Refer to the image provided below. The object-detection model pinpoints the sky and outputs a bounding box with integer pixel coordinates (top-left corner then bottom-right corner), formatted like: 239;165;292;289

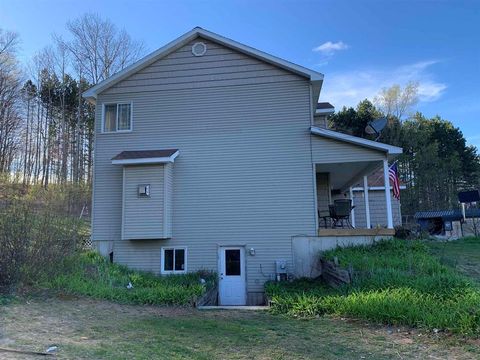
1;0;479;145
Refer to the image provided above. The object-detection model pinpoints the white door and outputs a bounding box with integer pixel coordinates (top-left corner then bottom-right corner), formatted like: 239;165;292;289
218;247;246;305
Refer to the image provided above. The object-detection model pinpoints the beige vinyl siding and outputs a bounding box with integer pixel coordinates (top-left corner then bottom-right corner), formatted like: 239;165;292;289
122;165;165;240
104;39;301;96
311;136;386;163
313;115;328;128
92;36;315;295
316;173;330;212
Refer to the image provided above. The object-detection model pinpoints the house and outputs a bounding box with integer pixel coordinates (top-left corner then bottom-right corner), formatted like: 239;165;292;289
314;102;335;128
350;168;405;229
415;208;480;238
83;27;402;305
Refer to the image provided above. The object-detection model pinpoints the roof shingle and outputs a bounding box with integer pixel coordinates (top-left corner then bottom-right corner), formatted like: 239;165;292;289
112;149;178;161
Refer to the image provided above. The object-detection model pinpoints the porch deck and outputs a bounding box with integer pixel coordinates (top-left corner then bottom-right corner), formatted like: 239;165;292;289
317;228;395;237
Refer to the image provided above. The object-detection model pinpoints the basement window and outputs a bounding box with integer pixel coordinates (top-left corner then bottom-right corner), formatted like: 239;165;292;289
161;247;187;274
103;103;132;132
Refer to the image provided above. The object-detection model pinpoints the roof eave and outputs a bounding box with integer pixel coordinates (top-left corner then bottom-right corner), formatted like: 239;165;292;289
310;126;403;155
111;151;179;165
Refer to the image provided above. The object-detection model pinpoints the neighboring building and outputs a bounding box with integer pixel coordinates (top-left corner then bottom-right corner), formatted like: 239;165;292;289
84;27;402;305
351;169;405;228
314;102;335;128
415;208;480;239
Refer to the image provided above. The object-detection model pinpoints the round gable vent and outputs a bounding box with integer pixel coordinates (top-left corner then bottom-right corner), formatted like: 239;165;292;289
191;42;207;57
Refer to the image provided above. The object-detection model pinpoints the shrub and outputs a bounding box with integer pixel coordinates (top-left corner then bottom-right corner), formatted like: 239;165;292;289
0;198;87;293
266;239;480;335
42;251;216;306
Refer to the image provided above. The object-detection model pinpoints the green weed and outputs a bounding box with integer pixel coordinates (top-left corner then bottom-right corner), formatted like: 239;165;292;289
266;239;480;335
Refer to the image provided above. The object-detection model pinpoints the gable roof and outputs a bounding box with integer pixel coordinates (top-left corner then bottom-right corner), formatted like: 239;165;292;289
83;27;324;103
310;126;403;155
316;102;334;110
315;102;335;115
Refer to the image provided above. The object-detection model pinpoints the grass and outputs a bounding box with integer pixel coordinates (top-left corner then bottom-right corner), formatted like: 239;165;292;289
427;236;480;282
1;295;479;359
266;239;480;335
40;251;216;305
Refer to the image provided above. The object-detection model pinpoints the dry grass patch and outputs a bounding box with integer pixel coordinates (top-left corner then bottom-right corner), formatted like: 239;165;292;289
1;295;479;359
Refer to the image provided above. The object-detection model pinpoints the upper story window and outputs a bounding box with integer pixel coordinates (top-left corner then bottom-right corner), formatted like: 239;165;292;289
103;103;132;132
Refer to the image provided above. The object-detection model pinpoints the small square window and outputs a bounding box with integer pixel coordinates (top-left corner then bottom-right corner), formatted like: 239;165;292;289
162;248;186;274
138;184;150;197
103;103;132;132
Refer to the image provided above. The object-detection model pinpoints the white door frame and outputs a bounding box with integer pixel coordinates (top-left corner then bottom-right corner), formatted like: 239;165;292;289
218;246;247;306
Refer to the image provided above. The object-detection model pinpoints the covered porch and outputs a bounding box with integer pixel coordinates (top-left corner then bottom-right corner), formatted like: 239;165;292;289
311;126;402;236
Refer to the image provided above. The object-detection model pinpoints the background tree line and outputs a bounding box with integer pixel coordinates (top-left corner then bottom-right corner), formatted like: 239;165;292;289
329;82;480;217
1;15;478;218
0;13;144;214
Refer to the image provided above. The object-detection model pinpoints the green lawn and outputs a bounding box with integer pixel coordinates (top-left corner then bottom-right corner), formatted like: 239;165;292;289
427;237;480;282
2;238;479;359
1;295;478;360
266;239;480;335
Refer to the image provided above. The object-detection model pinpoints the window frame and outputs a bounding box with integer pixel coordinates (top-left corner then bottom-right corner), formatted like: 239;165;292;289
101;102;133;133
160;247;187;274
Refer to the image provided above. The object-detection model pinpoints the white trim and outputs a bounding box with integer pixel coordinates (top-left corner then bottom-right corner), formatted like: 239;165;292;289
309;84;319;231
363;176;371;229
352;185;406;191
163;165;168;239
310;126;403;155
315;108;334;115
101;102;133;133
161;247;187;274
112;151;179;165
83;27;324;100
383;158;394;229
121;167;125;240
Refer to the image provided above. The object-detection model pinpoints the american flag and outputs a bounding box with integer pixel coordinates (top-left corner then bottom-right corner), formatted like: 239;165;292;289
389;162;401;200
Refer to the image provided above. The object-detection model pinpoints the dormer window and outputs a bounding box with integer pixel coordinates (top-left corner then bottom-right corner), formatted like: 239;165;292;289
103;103;132;132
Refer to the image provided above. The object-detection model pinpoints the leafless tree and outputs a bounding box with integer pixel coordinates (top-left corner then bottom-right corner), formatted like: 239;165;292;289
0;29;22;174
60;13;145;85
374;81;419;120
1;15;144;189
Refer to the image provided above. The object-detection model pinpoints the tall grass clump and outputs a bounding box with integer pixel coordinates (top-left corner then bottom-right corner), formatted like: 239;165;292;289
266;239;480;335
42;251;216;306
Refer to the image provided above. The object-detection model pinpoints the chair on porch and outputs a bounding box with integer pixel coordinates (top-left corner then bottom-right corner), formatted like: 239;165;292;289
329;199;355;228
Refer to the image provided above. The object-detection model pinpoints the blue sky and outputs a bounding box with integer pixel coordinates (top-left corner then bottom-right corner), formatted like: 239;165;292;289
1;0;479;145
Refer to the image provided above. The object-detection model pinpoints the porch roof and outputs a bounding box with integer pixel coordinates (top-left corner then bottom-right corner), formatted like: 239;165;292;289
310;126;402;156
111;149;179;165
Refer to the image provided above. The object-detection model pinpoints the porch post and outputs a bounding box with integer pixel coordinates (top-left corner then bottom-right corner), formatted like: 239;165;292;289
383;159;394;229
349;187;356;228
363;175;371;229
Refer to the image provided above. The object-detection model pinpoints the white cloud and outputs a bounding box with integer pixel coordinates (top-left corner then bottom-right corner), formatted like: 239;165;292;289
313;41;349;55
320;60;447;108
